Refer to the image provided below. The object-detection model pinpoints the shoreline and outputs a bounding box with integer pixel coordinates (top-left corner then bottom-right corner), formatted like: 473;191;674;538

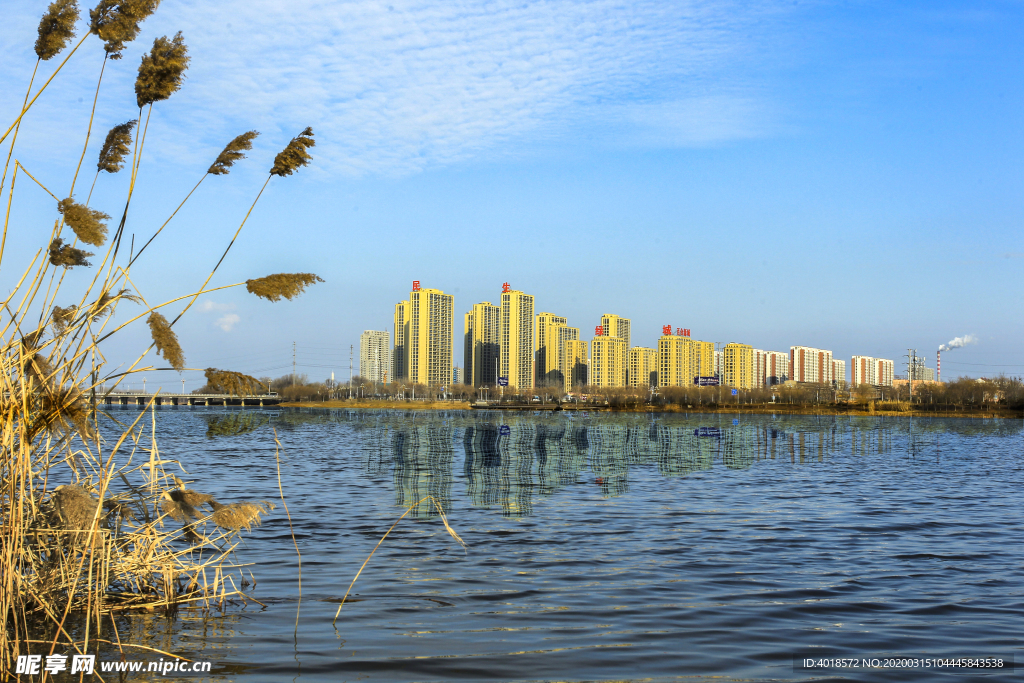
278;400;1022;419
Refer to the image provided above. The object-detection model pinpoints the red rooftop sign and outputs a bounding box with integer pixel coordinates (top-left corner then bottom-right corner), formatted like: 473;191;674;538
412;280;420;291
502;282;511;293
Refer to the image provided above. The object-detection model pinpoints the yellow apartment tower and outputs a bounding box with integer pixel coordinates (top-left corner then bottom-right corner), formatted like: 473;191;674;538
723;342;754;389
500;284;534;390
657;327;714;387
393;300;409;381
536;313;576;388
591;329;627;387
464;302;500;386
628;347;657;388
600;313;630;382
407;281;453;387
563;339;589;390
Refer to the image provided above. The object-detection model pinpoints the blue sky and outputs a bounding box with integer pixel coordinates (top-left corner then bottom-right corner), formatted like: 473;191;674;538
1;0;1021;389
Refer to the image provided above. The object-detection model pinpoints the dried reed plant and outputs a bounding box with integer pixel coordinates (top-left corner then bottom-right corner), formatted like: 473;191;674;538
134;31;189;108
96;120;135;172
246;273;324;302
35;0;80;61
2;0;323;668
208;131;259;175
48;237;93;268
89;0;159;59
202;368;265;396
57;197;109;245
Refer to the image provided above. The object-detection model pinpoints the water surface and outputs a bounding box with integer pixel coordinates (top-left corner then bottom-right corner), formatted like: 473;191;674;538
62;409;1024;681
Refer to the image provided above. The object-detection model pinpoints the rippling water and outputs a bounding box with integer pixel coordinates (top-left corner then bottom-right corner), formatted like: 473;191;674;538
53;409;1024;681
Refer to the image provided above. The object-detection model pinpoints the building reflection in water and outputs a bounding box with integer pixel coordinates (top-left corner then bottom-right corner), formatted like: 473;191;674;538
337;410;999;519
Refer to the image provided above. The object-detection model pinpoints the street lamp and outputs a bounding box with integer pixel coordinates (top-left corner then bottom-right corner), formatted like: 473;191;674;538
143;378;147;394
181;379;185;394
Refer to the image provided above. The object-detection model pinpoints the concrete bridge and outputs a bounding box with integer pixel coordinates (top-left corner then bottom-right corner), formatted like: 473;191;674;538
100;392;281;407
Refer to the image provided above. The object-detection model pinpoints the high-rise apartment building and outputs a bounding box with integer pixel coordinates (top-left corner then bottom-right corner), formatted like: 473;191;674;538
657;329;715;387
833;359;846;388
599;314;631;347
790;346;834;384
851;356;894;387
500;284;534;390
723;343;754;389
393;300;409;381
464;302;499;387
359;330;391;383
761;350;789;386
590;334;627;387
564;339;589;390
408;283;453;387
628;347;658;388
536;312;570;387
600;314;630;381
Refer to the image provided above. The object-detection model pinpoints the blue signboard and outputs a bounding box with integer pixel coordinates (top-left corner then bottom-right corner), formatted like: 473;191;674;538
499;425;511;436
498;377;509;387
695;376;719;386
731;389;738;396
694;427;721;438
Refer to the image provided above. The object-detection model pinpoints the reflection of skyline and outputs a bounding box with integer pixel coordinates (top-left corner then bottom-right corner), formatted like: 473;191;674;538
333;410;1021;518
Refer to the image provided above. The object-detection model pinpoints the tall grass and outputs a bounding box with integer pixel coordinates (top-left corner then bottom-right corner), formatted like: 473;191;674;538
1;0;322;668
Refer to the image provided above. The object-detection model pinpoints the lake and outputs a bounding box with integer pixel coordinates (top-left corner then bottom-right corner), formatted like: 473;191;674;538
49;408;1024;681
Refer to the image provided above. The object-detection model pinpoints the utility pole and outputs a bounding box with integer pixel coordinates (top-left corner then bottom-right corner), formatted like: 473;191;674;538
905;348;916;401
292;341;296;386
349;344;353;399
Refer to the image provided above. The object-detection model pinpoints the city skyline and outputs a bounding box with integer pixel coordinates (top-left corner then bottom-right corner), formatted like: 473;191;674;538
2;1;1020;394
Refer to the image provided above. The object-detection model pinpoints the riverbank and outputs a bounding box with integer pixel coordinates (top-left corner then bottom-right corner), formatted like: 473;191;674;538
278;399;1022;418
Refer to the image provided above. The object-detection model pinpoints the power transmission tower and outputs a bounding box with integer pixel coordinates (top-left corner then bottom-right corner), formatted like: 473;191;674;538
349;344;353;399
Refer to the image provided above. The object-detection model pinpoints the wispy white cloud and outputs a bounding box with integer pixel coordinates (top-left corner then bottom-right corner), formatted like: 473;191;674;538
216;313;240;332
2;0;791;176
200;300;235;313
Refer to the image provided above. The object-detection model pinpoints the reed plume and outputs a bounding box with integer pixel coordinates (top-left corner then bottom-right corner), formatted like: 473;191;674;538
245;273;323;302
90;288;140;320
146;311;185;371
270;127;315;176
203;368;265;396
97;120;136;172
161;489;215;523
57;197;109;246
52;485;103;531
51;305;78;334
35;0;80;60
89;0;159;59
210;500;274;532
48;237;93;268
208;131;259;175
135;31;189;108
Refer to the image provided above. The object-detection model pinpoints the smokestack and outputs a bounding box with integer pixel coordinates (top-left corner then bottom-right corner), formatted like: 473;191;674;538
937;349;940;383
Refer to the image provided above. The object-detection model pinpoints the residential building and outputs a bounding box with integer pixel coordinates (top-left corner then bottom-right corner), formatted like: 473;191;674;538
564;339;589;390
453;366;463;385
600;314;630;382
359;330;391;384
658;333;696;387
832;359;846;388
599;314;631;347
851;356;895;387
591;332;627;387
536;312;570;387
408;282;454;387
628;347;658;388
393;300;409;381
464;302;499;387
762;350;789;386
657;330;715;387
714;350;723;379
723;343;754;389
790;346;834;384
500;284;534;391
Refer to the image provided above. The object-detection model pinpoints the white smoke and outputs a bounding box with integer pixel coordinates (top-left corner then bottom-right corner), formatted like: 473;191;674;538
938;334;978;352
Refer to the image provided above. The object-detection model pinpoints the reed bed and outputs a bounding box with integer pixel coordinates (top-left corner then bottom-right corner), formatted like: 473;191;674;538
1;0;321;669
